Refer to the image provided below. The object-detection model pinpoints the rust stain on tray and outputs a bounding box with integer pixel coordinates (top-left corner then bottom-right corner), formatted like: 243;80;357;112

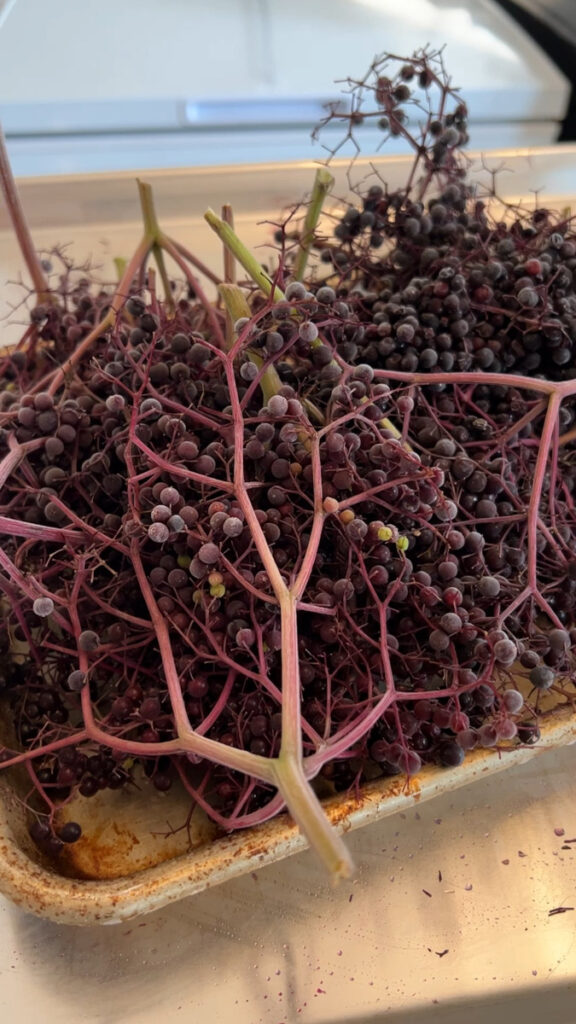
61;823;148;881
53;780;220;881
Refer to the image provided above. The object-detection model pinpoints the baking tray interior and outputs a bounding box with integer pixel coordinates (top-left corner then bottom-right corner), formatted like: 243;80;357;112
1;149;576;926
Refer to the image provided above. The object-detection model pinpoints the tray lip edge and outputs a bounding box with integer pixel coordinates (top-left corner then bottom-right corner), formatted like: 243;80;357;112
0;709;574;925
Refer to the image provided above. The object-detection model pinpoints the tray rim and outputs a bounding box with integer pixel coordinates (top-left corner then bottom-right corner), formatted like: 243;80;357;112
0;710;574;925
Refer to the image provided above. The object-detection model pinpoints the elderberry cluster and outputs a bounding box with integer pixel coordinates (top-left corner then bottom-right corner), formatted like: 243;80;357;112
0;48;574;860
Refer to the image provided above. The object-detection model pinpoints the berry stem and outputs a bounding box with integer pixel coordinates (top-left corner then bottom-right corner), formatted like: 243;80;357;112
160;235;221;287
293;168;334;282
222;204;236;284
0;437;45;490
0;547;71;632
0;125;51;303
278;591;302;759
221;343;354;873
45;235;151;396
218;282;283;400
204;208;285;301
526;392;561;591
158;235;226;350
272;752;354;879
136;180;174;314
376;368;560;395
0;516;82;545
292;434;325;599
129;539;276;782
0;732;90;771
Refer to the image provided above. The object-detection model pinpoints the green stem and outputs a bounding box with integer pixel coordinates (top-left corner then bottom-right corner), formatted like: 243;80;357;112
222;204;236;283
204;208;285;301
136;179;174;312
218;282;283;400
217;282;250;352
113;256;128;281
137;179;161;242
245;347;283;404
152;244;175;313
273;754;354;880
293;168;334;282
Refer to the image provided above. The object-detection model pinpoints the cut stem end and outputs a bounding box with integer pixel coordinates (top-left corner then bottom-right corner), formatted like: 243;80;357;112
274;754;355;881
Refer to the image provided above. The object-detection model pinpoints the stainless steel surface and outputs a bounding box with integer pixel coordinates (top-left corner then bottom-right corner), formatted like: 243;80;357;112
2;746;576;1022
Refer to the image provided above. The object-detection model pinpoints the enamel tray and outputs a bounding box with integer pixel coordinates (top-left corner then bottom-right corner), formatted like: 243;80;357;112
1;148;575;926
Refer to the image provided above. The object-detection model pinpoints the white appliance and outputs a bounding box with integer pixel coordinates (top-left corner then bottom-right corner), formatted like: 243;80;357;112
0;0;570;176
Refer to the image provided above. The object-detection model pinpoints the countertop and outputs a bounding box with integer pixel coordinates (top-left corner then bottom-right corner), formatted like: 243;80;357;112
1;746;576;1023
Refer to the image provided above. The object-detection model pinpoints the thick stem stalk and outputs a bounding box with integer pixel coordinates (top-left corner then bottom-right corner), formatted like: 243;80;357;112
278;592;302;758
293;168;334;282
218;282;250;353
222;204;236;283
204;208;285;301
0;516;82;544
272;754;354;879
376;368;559;394
136;179;174;312
526;392;561;590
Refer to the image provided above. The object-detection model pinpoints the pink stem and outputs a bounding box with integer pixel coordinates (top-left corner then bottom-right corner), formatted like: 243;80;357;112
292;434;326;600
129;539;275;782
160;236;226;350
0;126;50;300
0;731;90;770
0;436;45;490
374;369;561;394
130;433;233;492
526;393;561;590
0;516;82;545
0;547;71;629
45;236;151;397
162;234;222;287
